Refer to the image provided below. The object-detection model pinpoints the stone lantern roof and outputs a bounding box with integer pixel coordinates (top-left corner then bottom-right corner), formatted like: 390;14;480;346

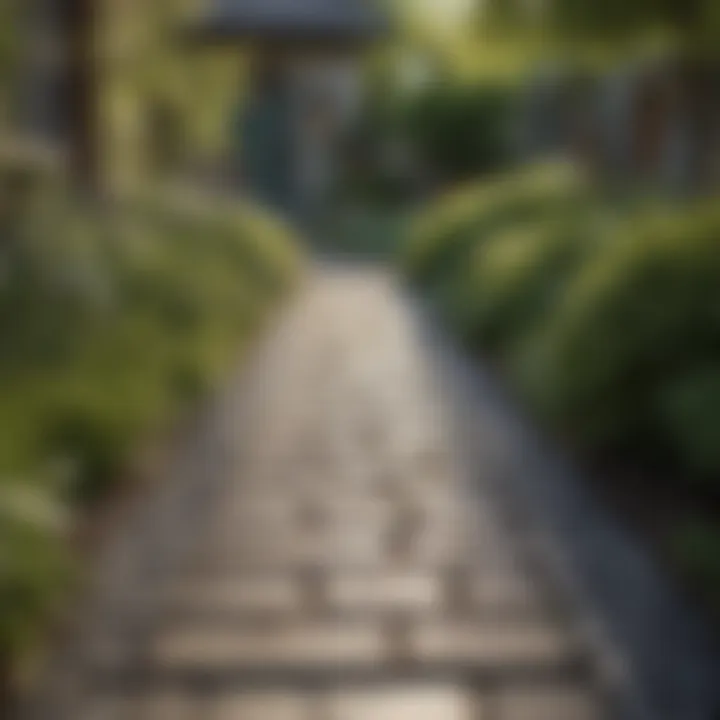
191;0;389;45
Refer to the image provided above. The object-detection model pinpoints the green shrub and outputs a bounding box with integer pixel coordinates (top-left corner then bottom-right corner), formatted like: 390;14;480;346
0;477;71;688
443;212;609;356
404;169;720;479
656;368;720;479
402;161;590;289
0;163;301;682
672;522;720;611
515;203;720;462
402;81;516;183
403;168;720;615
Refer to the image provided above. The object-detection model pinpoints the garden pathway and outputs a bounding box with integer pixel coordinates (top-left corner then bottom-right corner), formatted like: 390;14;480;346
24;266;711;720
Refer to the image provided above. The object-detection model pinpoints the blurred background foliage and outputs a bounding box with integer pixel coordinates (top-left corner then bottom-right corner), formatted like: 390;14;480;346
399;80;516;184
96;0;247;191
481;0;720;53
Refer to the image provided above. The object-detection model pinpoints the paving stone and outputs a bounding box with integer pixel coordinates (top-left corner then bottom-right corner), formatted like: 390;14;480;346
466;573;546;615
406;527;468;565
216;499;298;525
311;528;387;565
327;573;442;613
196;540;301;566
410;621;575;668
323;497;396;520
82;632;135;670
161;577;302;615
215;692;309;720
326;685;477;720
153;621;387;669
495;686;601;720
139;691;200;719
77;698;139;720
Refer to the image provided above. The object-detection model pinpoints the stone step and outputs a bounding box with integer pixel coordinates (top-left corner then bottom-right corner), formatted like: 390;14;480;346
80;680;605;720
90;619;584;689
101;569;554;630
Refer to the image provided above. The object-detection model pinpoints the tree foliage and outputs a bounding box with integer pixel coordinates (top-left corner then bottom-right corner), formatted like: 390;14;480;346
0;0;20;112
98;0;245;189
481;0;720;51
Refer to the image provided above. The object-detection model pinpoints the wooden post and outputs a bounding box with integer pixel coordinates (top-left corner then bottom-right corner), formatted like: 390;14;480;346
61;0;99;191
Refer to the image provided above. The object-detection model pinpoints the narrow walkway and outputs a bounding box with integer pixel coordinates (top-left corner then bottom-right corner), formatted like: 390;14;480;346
29;268;613;719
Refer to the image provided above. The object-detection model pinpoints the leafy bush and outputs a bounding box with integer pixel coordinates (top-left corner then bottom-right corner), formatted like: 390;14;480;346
0;161;300;687
443;211;609;356
403;172;720;612
672;522;720;610
406;164;720;479
401;81;516;183
0;183;299;495
401;161;590;289
517;204;720;463
0;477;71;676
658;369;720;478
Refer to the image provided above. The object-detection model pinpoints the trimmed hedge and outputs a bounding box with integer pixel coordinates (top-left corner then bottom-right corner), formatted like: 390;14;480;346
401;81;516;183
403;164;720;478
443;212;609;357
403;163;720;613
0;161;300;690
517;204;720;466
401;161;592;290
342;79;517;208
